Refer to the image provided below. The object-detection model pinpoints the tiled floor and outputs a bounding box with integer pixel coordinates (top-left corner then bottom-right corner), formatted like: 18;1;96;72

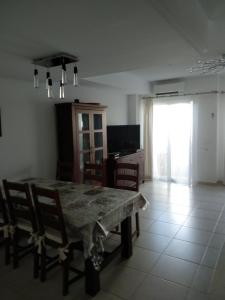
1;180;225;299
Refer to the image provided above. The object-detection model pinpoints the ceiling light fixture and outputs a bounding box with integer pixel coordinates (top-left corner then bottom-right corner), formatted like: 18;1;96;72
189;55;225;74
47;78;54;99
59;80;65;99
33;53;79;99
45;71;50;89
73;65;78;86
33;68;39;88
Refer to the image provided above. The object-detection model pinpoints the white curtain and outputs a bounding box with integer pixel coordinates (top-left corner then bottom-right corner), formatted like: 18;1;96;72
191;96;199;185
152;97;196;185
142;98;153;180
216;92;225;184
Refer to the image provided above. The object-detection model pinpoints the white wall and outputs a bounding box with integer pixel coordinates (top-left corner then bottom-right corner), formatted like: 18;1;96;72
127;95;139;125
0;78;56;180
0;77;128;180
195;94;218;183
185;76;220;183
85;72;150;94
185;75;218;93
61;82;128;126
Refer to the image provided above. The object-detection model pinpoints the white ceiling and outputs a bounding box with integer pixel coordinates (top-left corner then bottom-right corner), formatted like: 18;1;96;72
0;0;225;91
199;0;225;20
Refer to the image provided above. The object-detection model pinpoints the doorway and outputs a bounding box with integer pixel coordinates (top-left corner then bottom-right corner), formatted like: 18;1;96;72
152;101;193;184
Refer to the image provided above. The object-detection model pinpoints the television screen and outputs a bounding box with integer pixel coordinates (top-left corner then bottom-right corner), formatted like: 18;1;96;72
107;125;140;154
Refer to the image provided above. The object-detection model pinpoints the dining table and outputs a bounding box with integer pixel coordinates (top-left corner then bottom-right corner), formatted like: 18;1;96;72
20;177;148;296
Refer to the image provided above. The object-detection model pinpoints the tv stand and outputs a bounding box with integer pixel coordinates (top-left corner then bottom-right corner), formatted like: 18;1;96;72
106;149;145;187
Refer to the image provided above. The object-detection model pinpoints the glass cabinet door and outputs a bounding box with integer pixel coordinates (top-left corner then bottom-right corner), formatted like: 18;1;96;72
95;149;103;164
92;113;104;164
94;132;103;148
77;112;92;175
76;110;106;182
79;133;90;151
80;152;91;171
93;114;102;130
78;113;89;131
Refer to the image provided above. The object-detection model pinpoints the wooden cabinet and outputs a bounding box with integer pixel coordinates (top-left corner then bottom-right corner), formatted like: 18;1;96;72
107;150;145;187
55;103;107;183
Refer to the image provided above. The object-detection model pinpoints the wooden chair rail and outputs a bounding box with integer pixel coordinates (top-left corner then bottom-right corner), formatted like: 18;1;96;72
83;163;105;186
114;163;140;238
115;162;139;170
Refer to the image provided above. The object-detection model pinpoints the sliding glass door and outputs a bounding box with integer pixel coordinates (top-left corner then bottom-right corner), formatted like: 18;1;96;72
153;100;193;184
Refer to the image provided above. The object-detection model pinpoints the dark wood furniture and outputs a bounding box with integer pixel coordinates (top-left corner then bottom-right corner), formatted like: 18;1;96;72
107;149;144;187
3;180;38;276
115;163;139;191
85;215;133;296
31;185;84;296
0;186;10;265
55;102;107;183
56;161;74;182
20;177;145;297
83;162;105;186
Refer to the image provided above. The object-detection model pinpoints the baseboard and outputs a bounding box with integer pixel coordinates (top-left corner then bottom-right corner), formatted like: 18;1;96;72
197;180;224;186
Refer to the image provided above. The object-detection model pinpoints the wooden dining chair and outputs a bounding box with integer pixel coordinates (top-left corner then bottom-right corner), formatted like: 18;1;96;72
3;180;39;276
83;162;105;186
31;184;84;296
56;161;74;182
114;163;140;237
0;186;10;265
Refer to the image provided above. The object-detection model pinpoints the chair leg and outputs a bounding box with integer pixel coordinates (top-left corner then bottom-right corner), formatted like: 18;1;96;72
40;247;46;282
12;231;19;269
135;212;140;237
115;225;120;232
85;257;100;296
4;237;11;265
33;246;39;279
62;254;70;296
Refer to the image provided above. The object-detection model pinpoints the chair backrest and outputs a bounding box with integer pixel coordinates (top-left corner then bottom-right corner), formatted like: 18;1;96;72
83;163;105;186
0;186;8;225
115;163;139;192
3;180;37;232
56;161;74;182
31;185;68;246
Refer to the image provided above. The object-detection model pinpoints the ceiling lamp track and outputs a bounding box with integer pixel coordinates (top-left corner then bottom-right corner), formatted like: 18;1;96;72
33;53;79;99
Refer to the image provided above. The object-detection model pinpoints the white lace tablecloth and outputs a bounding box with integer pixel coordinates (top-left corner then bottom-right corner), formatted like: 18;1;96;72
21;178;148;268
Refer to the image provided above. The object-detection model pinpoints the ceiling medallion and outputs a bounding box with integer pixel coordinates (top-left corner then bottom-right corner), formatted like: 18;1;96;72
189;54;225;74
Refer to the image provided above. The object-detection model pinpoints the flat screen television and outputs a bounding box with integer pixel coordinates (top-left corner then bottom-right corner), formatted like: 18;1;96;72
107;125;140;155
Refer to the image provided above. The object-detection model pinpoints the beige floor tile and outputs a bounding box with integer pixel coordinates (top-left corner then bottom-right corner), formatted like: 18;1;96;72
165;239;205;263
121;246;160;273
130;275;188;300
134;232;171;253
151;255;198;286
101;265;146;299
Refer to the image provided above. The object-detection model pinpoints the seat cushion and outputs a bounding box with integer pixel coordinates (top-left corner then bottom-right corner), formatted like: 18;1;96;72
45;228;81;245
17;220;33;233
